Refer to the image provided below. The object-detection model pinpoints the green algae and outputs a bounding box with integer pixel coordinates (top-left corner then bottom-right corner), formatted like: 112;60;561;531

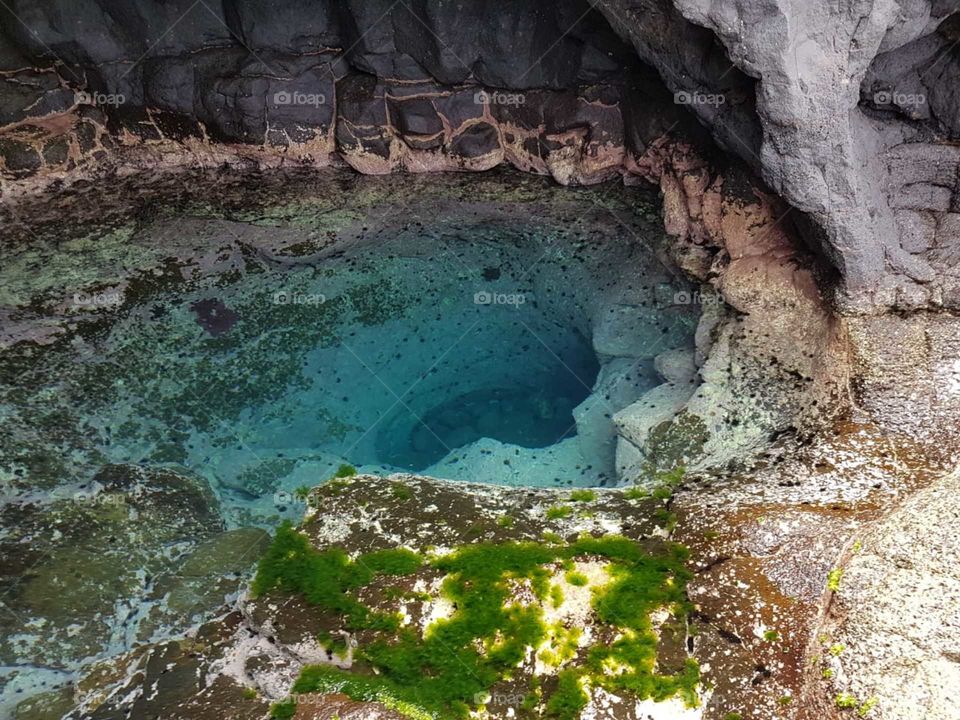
827;567;844;592
0;223;144;308
236;458;298;496
254;527;700;719
391;481;414;501
269;699;297;719
836;692;858;709
545;669;589;720
334;463;357;478
346;278;409;326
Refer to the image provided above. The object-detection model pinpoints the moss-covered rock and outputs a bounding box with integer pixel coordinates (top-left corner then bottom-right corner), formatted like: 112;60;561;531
240;475;703;720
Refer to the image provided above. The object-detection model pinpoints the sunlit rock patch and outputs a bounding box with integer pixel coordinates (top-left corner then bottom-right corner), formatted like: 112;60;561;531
806;468;960;720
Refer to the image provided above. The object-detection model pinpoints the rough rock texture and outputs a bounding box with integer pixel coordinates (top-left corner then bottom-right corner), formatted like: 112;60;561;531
805;468;960;720
0;0;643;193
616;139;848;472
3;0;958;453
0;464;268;715
1;5;960;719
846;311;960;446
595;0;960;314
58;448;952;720
61;474;697;719
2;0;958;316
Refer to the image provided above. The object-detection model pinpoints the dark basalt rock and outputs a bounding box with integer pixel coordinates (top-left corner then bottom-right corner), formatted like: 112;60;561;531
225;0;343;54
0;135;41;176
335;74;392;160
2;0;959;320
0;68;74;126
0;0;634;145
450;121;501;159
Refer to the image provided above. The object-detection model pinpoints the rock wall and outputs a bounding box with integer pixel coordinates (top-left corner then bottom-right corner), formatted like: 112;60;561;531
0;0;644;190
2;0;958;315
594;0;960;315
615;138;849;475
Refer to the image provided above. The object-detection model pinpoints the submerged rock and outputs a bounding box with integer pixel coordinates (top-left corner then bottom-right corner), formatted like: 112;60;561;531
0;464;264;713
0;464;222;669
190;297;240;337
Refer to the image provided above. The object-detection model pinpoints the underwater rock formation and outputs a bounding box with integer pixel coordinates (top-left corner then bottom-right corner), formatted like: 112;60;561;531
0;464;267;687
2;0;957;451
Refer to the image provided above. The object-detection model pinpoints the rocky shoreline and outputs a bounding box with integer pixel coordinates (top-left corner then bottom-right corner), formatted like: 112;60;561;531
12;448;945;720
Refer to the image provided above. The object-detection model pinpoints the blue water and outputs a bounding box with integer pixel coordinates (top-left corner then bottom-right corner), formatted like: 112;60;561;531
0;187;698;527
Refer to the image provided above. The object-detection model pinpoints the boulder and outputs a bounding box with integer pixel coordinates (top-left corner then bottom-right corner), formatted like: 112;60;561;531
654;347;698;384
613;381;696;455
573;357;658;475
592;303;693;359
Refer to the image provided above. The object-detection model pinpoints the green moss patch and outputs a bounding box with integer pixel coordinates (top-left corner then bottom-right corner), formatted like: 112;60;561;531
254;527;700;719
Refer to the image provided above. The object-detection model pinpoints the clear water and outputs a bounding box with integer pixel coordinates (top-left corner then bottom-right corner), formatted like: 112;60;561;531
0;173;698;527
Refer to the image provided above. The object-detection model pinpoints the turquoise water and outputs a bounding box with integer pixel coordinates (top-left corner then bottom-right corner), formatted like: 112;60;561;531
0;174;698;527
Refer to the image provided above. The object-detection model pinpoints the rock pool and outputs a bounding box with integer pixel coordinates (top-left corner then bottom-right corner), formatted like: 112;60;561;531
0;170;701;713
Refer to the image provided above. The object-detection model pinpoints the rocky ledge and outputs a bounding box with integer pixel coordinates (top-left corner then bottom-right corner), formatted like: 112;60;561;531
39;443;955;720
